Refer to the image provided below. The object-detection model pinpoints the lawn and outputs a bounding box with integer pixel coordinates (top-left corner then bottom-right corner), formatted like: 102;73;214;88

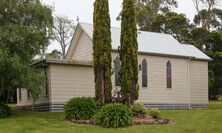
0;101;222;133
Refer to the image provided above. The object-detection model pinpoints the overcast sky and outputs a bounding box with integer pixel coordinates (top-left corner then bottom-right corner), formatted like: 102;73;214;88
40;0;198;52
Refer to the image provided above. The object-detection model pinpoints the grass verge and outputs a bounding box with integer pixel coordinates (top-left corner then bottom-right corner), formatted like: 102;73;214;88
0;101;221;133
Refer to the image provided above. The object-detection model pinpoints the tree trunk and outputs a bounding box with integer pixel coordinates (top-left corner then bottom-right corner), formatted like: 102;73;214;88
202;21;210;30
96;66;105;104
131;79;137;105
6;90;10;104
62;45;66;59
99;67;105;104
0;78;4;100
127;93;131;106
62;39;66;59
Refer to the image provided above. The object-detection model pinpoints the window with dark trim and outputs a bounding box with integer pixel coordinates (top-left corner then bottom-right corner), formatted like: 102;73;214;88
114;56;120;86
142;59;148;87
167;61;172;88
19;88;22;101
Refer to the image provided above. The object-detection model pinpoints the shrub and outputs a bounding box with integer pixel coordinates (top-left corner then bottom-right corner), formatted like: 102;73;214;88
64;97;101;120
132;103;148;117
0;103;11;119
149;108;160;118
93;103;133;128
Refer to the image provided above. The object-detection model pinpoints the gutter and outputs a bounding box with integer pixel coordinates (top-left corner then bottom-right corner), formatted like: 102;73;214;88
29;59;93;68
112;49;213;61
29;59;47;68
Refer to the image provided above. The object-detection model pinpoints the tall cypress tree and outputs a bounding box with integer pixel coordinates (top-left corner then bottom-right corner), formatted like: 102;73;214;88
93;0;112;104
119;0;139;105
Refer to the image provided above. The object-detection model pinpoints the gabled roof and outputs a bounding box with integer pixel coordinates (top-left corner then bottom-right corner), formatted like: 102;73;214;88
77;22;212;61
182;44;212;61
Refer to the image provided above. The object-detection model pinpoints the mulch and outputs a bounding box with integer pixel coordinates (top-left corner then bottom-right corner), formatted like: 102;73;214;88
133;116;171;125
68;115;175;126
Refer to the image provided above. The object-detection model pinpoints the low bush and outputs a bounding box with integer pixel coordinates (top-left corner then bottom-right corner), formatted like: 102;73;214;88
93;103;133;128
132;103;148;117
149;108;160;118
0;103;11;119
64;97;101;120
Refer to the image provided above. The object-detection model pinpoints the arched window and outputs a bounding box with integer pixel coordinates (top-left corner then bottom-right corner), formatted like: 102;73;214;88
114;57;120;86
166;61;172;88
142;59;148;87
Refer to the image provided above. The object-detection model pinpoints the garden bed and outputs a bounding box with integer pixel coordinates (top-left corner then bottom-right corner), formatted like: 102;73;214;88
133;116;174;125
68;116;174;126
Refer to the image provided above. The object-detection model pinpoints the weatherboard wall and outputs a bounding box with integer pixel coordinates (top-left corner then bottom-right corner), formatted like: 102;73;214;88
189;61;208;105
48;53;209;111
111;53;190;105
72;31;93;61
48;63;94;111
17;55;209;111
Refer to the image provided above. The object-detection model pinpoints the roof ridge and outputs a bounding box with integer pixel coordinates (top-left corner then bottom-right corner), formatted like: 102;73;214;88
79;22;171;36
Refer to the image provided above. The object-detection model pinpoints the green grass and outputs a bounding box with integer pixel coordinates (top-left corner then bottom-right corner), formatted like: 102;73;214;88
0;101;222;133
218;96;222;101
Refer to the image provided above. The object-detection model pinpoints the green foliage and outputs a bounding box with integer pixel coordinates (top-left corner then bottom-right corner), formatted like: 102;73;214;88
93;0;112;103
189;29;222;99
21;68;45;106
46;49;62;59
151;12;191;43
132;103;148;116
0;0;53;104
93;103;133;128
0;52;18;103
208;49;222;99
133;0;178;31
0;0;53;59
190;28;210;49
149;108;160;118
119;0;139;105
0;103;11;119
64;97;101;120
194;8;222;31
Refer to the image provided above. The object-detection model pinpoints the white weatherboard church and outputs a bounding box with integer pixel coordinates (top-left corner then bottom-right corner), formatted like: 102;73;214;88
17;23;212;112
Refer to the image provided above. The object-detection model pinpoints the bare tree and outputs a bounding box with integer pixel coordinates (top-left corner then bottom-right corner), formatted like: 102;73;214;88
192;0;219;30
53;15;75;59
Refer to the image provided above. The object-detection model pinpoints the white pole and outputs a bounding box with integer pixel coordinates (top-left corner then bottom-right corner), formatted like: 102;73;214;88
187;58;191;109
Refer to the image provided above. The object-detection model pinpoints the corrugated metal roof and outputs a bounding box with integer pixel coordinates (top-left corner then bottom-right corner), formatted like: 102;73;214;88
79;22;212;61
182;44;212;61
30;59;93;68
